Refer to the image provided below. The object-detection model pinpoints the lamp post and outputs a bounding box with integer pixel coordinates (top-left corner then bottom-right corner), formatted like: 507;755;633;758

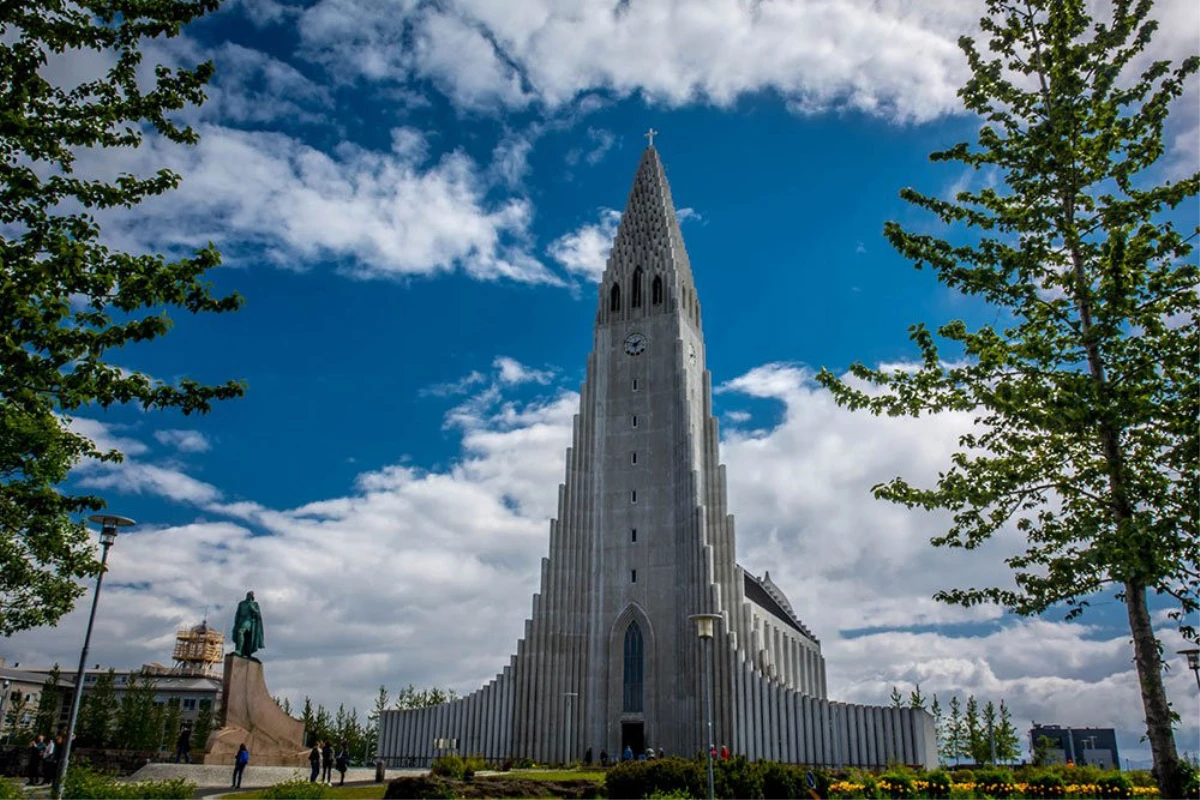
563;692;578;765
1180;649;1200;692
689;613;721;800
0;678;10;744
53;513;135;800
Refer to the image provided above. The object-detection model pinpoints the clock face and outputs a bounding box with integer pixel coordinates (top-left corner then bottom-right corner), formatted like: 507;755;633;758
624;333;647;355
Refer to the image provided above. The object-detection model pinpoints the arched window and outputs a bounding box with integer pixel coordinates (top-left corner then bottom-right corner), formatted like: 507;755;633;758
623;622;644;712
652;275;663;305
631;268;643;308
610;283;621;312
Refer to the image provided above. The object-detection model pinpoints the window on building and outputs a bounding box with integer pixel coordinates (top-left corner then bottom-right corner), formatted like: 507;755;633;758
610;283;621;312
183;698;197;710
631;452;637;465
631;528;637;542
632;415;638;428
631;490;637;503
631;268;643;308
631;569;637;583
632;378;638;391
652;275;663;305
199;699;212;710
623;622;644;712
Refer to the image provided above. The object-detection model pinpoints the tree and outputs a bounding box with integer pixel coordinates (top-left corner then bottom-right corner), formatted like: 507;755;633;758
995;701;1021;764
113;672;158;750
4;692;30;743
909;683;927;711
0;0;245;637
33;664;62;737
314;703;333;744
1033;734;1058;766
393;685;458;710
816;1;1197;794
76;669;117;747
980;701;999;764
301;697;315;746
945;696;965;766
191;704;213;751
964;696;984;766
889;686;905;709
929;695;944;766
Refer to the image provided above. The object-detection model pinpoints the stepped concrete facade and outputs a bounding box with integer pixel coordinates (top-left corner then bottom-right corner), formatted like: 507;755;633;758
378;145;937;768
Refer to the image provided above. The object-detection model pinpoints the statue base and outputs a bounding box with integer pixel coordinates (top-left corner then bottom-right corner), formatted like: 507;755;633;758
202;654;307;766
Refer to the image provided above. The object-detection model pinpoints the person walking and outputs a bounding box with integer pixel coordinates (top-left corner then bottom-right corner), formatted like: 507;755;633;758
309;741;322;782
335;740;350;786
232;744;249;788
174;724;193;763
26;736;42;786
321;739;334;784
41;733;57;787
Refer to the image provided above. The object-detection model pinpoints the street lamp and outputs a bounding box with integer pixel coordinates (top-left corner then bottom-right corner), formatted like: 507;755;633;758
0;678;10;744
53;513;135;800
563;692;578;765
689;613;721;800
1180;649;1200;692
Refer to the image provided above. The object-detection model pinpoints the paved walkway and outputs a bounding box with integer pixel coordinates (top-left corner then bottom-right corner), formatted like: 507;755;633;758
126;763;427;795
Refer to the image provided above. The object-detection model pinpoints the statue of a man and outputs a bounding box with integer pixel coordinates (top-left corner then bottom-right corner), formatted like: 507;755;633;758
232;591;265;660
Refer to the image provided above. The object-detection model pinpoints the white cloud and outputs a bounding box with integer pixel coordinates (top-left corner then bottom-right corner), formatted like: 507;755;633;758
547;207;621;282
493;356;554;386
154;429;213;453
64;417;149;457
12;361;1194;767
87;125;559;285
78;462;222;505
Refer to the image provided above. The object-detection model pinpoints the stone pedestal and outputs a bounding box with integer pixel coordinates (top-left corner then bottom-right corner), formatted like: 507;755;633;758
203;654;307;766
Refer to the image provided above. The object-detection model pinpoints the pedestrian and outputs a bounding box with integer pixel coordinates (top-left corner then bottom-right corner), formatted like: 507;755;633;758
646;747;656;760
41;734;58;787
336;740;350;786
583;746;592;766
720;745;729;760
657;747;665;759
232;744;249;788
309;741;322;782
26;736;42;785
322;739;334;784
175;725;192;763
599;749;609;767
622;745;633;762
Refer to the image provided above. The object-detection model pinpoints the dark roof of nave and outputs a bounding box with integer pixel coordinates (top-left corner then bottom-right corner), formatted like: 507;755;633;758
743;570;816;641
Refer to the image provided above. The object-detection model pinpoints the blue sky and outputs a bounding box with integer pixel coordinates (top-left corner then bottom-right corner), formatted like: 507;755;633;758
6;0;1198;767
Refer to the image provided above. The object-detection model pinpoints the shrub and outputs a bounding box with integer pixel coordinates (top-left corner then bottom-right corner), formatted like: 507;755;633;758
878;769;915;799
1023;770;1065;799
922;769;952;799
950;769;975;784
431;753;466;780
714;755;763;799
463;754;487;779
1097;772;1133;799
61;763;195;799
259;778;332;799
605;757;704;799
0;778;22;800
759;760;803;798
646;790;694;799
972;766;1016;799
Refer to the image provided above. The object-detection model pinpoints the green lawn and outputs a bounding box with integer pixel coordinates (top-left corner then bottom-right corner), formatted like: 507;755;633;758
219;785;387;800
499;769;606;783
214;769;607;799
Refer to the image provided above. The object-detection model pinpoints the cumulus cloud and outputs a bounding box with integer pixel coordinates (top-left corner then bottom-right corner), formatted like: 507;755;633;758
154;429;213;453
547;208;621;281
11;362;1193;766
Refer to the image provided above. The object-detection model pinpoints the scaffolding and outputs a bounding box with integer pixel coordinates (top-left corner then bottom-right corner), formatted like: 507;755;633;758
171;620;225;676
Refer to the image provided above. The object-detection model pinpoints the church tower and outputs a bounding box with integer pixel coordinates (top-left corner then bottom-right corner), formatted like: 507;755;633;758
377;145;936;770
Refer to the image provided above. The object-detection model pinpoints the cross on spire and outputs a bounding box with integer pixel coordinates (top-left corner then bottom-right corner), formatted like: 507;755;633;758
644;128;659;147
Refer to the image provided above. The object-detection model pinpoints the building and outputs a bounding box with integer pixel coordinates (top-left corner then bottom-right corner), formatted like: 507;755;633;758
0;621;223;741
1030;723;1120;769
378;143;937;767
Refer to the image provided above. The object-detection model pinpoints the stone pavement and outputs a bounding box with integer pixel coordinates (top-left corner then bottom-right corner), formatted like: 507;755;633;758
127;763;427;792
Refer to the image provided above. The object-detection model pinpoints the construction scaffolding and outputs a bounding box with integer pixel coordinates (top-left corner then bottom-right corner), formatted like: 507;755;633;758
171;620;225;676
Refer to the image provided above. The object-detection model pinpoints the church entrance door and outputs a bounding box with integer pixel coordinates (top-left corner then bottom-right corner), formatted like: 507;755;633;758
621;722;645;757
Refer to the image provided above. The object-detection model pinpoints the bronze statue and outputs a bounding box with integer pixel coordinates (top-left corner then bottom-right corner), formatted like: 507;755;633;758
232;591;265;660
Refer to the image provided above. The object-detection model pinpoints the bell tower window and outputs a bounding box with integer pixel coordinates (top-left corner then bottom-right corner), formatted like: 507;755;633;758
610;283;621;312
652;275;663;305
623;622;644;712
631;268;643;308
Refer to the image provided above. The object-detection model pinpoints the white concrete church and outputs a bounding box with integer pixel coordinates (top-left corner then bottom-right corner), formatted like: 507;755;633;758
378;143;937;769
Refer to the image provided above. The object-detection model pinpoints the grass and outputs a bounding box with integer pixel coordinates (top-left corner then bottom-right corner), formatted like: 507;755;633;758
498;770;606;783
216;769;607;799
220;785;387;800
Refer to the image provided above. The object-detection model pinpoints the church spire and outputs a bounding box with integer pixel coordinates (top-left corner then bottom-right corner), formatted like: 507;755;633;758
600;142;696;294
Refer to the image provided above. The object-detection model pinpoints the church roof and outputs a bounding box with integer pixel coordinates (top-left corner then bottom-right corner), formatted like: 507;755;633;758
743;570;817;642
602;145;696;288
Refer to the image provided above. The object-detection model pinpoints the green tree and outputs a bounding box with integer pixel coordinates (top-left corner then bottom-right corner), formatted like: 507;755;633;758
76;669;117;747
945;696;965;766
160;700;182;755
995;701;1021;764
368;685;389;759
393;685;458;710
314;703;332;744
32;664;62;737
191;704;212;751
3;692;30;743
1033;734;1058;766
909;683;927;710
964;696;983;766
0;0;245;637
929;695;944;765
889;686;905;709
113;672;157;750
980;701;999;764
816;1;1197;795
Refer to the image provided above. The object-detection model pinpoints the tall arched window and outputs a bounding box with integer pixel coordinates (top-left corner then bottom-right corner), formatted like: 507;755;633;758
610;283;621;312
623;622;644;712
652;275;663;305
631;268;643;308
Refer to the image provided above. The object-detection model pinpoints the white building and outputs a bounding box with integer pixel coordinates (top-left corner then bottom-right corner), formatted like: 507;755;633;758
378;144;936;768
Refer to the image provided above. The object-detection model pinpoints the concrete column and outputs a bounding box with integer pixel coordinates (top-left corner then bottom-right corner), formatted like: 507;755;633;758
784;689;797;763
801;695;813;764
900;707;914;766
881;706;896;764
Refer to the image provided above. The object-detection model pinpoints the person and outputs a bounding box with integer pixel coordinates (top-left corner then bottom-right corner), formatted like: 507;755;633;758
232;744;249;788
720;745;729;760
322;739;334;784
599;749;609;767
41;734;57;787
646;748;656;760
335;740;350;786
583;746;592;766
26;736;42;785
309;741;322;782
175;724;193;763
657;747;665;760
622;745;633;762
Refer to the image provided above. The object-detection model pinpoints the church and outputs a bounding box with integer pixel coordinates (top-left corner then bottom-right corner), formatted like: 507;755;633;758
378;143;937;769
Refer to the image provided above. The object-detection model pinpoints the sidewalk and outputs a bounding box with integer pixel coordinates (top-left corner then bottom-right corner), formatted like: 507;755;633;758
127;763;427;792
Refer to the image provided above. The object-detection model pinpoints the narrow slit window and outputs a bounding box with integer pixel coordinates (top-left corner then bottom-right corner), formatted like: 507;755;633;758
631;528;637;542
631;569;637;583
632;415;638;428
631;267;643;308
610;283;621;312
631;452;637;465
632;378;638;391
631;489;637;503
652;275;663;305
